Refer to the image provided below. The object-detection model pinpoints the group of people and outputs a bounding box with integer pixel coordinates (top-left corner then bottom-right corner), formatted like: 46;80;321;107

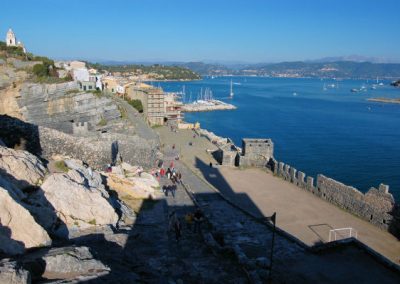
158;166;182;184
169;208;205;243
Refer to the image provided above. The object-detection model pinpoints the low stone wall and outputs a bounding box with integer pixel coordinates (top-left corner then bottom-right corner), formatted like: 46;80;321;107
0;115;161;170
276;161;399;237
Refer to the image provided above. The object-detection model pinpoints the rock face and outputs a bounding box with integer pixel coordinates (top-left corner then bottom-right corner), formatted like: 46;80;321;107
0;260;31;284
0;145;46;189
40;170;118;230
105;173;157;199
17;82;121;134
0;184;51;255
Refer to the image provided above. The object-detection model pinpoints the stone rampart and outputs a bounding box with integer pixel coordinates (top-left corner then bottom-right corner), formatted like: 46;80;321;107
239;138;274;168
275;161;399;237
0;115;160;170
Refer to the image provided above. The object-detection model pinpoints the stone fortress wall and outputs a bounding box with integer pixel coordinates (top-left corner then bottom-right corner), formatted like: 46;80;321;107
0;114;160;170
238;138;274;167
273;160;400;238
203;129;399;238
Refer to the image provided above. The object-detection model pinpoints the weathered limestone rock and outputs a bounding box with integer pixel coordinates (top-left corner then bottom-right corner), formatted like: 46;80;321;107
40;172;118;229
105;173;157;199
0;260;31;284
17;81;121;134
0;145;46;189
0;184;51;255
22;246;109;281
0;84;23;119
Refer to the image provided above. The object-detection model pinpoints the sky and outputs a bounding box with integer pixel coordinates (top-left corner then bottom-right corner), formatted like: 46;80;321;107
1;0;400;63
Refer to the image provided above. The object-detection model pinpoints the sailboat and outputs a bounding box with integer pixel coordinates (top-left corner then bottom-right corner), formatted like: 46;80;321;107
229;79;234;98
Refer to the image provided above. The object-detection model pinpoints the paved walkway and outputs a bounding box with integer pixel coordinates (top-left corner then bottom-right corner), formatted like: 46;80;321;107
112;96;159;141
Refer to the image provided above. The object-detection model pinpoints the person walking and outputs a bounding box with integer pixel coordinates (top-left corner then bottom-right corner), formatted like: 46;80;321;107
193;208;204;233
185;212;193;231
169;211;182;243
177;172;182;184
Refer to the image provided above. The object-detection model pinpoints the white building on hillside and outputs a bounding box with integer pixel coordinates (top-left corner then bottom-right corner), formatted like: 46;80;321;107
72;68;90;82
5;28;26;53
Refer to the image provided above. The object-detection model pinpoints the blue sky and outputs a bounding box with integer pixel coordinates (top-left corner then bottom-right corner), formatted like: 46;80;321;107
1;0;399;63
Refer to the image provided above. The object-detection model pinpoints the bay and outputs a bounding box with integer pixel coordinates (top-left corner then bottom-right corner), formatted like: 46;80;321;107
157;77;400;201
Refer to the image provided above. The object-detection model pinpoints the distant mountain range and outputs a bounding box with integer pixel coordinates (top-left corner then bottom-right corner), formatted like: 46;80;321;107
176;61;400;79
89;57;400;79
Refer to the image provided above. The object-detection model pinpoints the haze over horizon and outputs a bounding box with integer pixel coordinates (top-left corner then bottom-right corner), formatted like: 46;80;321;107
1;0;400;63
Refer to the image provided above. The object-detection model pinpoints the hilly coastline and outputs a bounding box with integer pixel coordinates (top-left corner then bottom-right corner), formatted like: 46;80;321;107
177;60;400;79
1;41;400;283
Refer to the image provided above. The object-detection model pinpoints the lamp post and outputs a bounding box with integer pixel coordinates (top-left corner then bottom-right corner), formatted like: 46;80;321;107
267;212;276;283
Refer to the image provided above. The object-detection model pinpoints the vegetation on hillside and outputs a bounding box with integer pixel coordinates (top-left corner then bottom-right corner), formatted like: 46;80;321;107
126;98;143;113
1;40;72;83
87;62;201;80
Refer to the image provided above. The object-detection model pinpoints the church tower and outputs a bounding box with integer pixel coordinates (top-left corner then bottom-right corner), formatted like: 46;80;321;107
6;28;16;46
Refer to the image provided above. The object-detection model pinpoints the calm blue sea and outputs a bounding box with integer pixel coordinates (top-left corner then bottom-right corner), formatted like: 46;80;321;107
157;77;400;201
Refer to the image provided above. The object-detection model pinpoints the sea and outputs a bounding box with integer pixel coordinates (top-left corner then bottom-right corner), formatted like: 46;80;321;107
156;77;400;201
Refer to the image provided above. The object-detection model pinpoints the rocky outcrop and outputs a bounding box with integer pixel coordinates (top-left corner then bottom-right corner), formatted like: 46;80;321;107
105;173;158;200
17;82;121;134
0;62;30;90
0;145;46;189
0;83;23;119
40;171;118;231
0;260;31;284
0;184;51;255
13;246;109;282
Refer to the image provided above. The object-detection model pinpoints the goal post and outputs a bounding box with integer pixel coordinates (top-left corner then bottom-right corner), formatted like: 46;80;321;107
329;227;358;242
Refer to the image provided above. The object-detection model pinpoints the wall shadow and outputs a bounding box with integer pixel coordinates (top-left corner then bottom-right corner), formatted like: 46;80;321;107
0;169;68;241
194;157;265;218
308;224;334;243
0;114;42;157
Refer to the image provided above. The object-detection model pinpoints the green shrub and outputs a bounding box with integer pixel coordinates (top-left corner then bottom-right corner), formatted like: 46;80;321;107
97;117;107;126
55;160;69;172
33;63;49;77
88;219;96;225
127;99;143;113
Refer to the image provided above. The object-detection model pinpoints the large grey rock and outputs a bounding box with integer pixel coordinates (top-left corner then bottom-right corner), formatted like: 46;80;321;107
40;172;118;230
0;259;31;284
0;184;51;255
0;145;46;190
22;246;109;281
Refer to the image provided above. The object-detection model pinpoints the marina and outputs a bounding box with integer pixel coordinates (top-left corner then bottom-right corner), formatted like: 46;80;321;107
182;99;237;112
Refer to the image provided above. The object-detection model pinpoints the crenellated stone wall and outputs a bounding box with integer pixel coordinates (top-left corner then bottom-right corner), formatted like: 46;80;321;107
275;161;399;237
